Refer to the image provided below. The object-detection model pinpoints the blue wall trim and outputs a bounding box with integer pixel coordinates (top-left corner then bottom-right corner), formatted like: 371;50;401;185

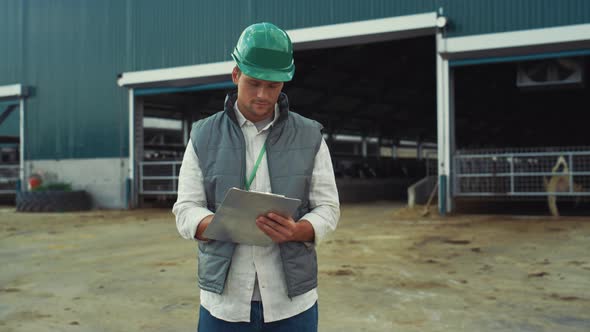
450;49;590;67
0;100;19;107
438;174;447;216
134;81;236;96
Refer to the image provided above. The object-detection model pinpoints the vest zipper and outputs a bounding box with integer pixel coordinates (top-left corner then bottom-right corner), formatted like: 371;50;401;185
267;124;294;301
232;119;247;190
265;128;273;192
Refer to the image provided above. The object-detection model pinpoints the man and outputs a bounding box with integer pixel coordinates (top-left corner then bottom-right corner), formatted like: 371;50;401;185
172;22;340;331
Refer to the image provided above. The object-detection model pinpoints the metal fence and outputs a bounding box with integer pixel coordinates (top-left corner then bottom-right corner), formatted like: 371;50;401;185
138;147;590;200
425;151;438;177
139;161;181;195
454;147;590;199
0;164;20;194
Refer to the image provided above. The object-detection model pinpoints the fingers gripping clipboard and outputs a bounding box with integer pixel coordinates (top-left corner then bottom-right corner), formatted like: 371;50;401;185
202;187;301;246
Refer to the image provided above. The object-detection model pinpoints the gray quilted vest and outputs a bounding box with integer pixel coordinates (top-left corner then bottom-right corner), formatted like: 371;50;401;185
190;92;323;298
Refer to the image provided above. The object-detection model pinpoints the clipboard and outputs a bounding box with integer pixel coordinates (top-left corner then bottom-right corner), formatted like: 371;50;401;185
202;187;302;246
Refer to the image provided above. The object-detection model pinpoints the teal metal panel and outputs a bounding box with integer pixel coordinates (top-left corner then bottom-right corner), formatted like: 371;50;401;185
21;1;129;160
2;0;589;160
130;0;436;71
442;0;590;37
2;0;436;160
0;0;22;86
0;101;19;137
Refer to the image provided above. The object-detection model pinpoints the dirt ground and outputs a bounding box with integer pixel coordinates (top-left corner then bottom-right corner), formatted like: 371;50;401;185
0;202;589;332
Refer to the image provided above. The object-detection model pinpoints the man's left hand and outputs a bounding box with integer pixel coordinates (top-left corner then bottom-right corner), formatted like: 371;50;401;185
256;213;314;243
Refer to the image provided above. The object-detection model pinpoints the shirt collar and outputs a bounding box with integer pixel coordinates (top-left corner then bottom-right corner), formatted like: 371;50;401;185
233;102;280;131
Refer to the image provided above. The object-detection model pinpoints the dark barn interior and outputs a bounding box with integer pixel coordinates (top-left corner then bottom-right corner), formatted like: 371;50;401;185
454;56;589;149
140;36;438;204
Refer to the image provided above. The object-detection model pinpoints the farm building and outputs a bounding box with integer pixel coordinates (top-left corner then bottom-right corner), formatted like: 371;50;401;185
1;0;589;213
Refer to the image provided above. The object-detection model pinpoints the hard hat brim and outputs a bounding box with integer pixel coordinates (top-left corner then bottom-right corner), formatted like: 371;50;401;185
233;54;294;82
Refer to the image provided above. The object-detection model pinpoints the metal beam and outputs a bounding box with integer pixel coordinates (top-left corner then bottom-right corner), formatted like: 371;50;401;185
441;23;590;58
0;84;23;99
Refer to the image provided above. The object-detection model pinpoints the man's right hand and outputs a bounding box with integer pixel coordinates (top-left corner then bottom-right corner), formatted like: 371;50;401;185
195;215;214;241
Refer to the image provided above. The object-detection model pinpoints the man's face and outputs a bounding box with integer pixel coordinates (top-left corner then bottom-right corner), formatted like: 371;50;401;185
232;67;284;123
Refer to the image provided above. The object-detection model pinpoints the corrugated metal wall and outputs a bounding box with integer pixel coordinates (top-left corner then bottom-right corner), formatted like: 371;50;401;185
21;1;129;159
0;1;130;159
130;0;437;70
2;0;436;160
0;0;22;84
443;0;590;37
1;0;589;159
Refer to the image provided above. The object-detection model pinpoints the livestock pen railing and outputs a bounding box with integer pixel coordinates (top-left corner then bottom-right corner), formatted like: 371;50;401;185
0;164;20;194
139;161;181;195
453;147;590;199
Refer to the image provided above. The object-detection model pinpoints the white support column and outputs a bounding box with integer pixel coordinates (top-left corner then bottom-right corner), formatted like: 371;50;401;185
128;89;135;208
436;30;455;214
19;99;25;191
183;113;190;145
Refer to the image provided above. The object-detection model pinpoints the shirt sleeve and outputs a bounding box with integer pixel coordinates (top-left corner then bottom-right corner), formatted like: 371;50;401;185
172;139;214;241
299;138;340;245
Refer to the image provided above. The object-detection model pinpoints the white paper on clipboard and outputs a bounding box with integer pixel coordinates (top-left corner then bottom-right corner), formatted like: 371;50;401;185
202;187;302;246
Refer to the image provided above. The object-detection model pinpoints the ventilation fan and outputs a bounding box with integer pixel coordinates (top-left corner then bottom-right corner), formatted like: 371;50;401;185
516;58;584;88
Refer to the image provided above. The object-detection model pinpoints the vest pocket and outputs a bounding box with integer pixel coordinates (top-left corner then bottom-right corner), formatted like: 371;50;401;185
197;249;232;292
280;242;318;293
197;240;236;293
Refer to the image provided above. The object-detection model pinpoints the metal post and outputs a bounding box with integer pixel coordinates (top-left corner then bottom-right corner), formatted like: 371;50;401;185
509;154;515;195
19;98;25;191
128;89;135;207
417;141;423;160
568;153;574;193
455;156;462;195
172;163;177;192
436;29;454;214
139;162;143;194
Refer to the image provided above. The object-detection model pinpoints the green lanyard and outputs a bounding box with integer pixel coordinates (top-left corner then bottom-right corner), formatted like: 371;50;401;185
244;142;267;191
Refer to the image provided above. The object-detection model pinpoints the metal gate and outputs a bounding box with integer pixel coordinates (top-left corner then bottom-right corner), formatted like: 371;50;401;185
139;161;181;195
454;147;590;198
1;99;21;194
0;164;20;194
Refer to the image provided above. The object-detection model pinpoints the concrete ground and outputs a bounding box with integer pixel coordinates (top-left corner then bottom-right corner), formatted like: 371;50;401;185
0;202;589;332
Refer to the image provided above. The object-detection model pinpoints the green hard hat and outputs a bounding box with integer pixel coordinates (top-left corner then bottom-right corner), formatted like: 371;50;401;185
231;22;295;82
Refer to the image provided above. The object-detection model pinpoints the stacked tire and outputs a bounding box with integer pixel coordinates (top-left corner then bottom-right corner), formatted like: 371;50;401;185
16;191;91;212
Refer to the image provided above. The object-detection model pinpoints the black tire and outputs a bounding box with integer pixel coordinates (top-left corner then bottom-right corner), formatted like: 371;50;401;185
16;190;91;212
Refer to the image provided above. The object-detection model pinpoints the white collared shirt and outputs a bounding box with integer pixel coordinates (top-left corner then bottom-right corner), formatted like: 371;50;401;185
172;103;340;322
